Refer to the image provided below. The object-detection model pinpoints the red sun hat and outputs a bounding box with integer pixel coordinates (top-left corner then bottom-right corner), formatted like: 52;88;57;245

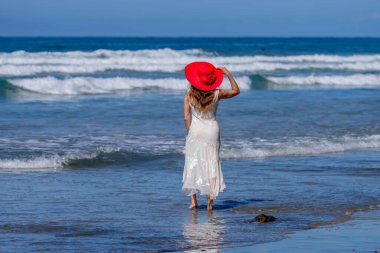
184;62;223;91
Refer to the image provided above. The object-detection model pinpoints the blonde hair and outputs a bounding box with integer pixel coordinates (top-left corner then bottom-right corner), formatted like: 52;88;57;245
188;87;215;112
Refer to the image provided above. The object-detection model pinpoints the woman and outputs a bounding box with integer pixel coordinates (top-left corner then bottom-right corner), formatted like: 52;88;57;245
182;62;240;210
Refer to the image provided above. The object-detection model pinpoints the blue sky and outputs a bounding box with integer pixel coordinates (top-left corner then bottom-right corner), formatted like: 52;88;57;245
1;0;380;37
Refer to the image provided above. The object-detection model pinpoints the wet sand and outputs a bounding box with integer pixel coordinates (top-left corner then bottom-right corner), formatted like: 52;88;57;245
223;209;380;253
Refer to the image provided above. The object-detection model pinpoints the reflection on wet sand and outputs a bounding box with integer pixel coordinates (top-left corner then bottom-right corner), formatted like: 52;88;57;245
183;210;225;252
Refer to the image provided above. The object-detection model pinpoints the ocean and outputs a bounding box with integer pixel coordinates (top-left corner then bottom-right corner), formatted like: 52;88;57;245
1;37;380;252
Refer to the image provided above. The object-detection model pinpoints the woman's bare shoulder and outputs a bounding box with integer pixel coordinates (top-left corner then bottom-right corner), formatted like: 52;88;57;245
184;89;191;100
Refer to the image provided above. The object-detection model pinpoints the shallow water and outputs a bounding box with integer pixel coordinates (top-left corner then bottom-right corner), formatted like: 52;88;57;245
1;38;380;251
224;209;380;253
1;150;380;251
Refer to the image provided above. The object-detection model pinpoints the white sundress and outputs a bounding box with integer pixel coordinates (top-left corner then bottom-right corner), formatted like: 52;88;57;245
182;89;225;199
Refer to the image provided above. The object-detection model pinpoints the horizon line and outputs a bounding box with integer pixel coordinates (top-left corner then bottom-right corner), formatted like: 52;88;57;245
1;35;380;39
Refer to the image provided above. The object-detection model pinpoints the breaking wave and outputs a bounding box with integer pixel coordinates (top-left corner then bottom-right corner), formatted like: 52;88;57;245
6;76;252;95
1;49;380;76
267;74;380;88
2;134;380;172
0;147;142;172
4;73;380;97
221;134;380;159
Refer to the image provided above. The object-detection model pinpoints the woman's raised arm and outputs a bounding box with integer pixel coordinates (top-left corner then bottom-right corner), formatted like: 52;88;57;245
218;66;240;99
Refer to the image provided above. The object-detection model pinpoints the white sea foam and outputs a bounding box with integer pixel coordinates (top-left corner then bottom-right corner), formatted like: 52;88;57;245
0;49;210;75
1;49;380;75
221;134;380;159
244;54;380;63
0;156;64;172
267;74;380;88
2;134;380;172
0;147;120;172
7;76;252;95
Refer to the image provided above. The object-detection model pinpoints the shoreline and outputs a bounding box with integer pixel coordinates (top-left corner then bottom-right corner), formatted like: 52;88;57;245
221;208;380;253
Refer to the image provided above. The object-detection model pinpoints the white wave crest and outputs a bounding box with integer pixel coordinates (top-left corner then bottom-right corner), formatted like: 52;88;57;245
0;156;64;172
221;135;380;159
2;135;380;172
247;54;380;63
0;48;208;60
7;76;251;95
2;49;380;75
267;74;380;88
0;48;211;75
0;147;120;172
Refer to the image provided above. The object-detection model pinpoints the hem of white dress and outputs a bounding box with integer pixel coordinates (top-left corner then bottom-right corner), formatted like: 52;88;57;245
182;185;226;200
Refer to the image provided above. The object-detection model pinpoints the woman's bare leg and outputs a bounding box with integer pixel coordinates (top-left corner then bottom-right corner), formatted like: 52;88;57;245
206;195;213;210
189;194;197;209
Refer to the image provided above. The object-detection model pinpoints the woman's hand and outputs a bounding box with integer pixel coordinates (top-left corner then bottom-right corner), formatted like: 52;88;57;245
218;66;231;76
217;66;240;99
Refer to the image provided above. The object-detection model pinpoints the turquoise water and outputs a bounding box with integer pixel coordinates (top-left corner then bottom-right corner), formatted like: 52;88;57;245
1;38;380;251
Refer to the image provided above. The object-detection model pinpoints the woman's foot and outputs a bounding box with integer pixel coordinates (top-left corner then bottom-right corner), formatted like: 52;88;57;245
206;195;213;210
